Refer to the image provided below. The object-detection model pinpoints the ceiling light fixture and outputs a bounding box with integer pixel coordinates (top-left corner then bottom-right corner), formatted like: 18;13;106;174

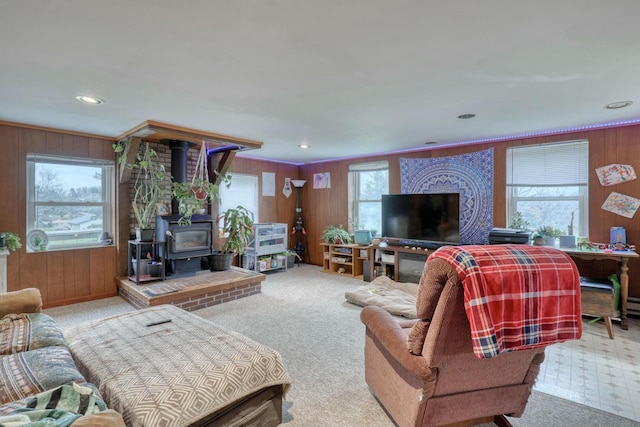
298;144;310;149
75;95;104;105
605;101;633;110
457;113;476;119
424;141;438;145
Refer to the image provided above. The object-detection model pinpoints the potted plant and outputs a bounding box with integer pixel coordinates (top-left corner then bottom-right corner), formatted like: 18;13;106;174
209;205;255;271
0;232;21;252
285;249;302;268
322;224;353;244
509;211;530;230
114;140;167;241
172;174;231;226
532;225;563;246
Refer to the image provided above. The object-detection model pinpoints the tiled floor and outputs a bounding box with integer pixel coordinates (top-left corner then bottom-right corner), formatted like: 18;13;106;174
535;315;640;422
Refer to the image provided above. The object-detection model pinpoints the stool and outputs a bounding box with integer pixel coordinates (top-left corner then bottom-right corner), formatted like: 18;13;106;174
580;278;615;339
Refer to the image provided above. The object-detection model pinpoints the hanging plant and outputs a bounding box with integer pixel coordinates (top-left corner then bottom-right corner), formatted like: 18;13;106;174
171;143;231;225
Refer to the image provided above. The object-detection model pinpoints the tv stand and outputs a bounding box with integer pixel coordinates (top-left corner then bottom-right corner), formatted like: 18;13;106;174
368;244;433;283
382;239;449;250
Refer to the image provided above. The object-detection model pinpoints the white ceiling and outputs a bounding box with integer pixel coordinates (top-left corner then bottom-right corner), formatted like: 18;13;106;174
1;1;639;164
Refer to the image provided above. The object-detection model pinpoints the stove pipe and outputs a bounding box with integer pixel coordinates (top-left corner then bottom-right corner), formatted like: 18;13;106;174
168;140;191;214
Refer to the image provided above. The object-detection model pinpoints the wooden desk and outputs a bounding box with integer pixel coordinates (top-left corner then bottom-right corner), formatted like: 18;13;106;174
560;248;639;330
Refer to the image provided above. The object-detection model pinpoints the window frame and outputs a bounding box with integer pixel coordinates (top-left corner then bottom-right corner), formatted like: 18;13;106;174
506;140;588;237
348;161;389;234
26;153;115;252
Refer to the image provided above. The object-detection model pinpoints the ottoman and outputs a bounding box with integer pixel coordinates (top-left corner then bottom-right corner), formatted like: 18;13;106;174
64;305;290;427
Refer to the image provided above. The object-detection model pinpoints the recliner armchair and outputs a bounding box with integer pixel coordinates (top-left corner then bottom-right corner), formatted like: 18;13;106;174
360;245;582;427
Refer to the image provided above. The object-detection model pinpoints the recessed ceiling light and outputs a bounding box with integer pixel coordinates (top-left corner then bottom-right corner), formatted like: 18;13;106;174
298;144;310;149
75;95;104;105
457;113;476;119
605;101;633;109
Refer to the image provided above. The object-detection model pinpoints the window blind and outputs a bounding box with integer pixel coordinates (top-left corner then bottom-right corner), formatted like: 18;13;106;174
506;140;588;187
349;160;388;172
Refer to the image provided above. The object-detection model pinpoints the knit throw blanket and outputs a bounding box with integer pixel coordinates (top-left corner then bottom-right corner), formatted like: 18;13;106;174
431;245;582;358
0;383;106;427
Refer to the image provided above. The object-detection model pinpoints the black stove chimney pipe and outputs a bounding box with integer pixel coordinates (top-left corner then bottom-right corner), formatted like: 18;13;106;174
167;140;191;215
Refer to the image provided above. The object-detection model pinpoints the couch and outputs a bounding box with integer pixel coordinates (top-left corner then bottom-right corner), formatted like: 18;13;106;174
361;245;582;427
0;288;125;426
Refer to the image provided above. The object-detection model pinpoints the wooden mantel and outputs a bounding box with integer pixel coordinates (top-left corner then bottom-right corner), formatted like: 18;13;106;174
115;120;264;184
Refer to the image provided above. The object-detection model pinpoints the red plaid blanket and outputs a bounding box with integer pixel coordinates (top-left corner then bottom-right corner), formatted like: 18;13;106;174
431;245;582;358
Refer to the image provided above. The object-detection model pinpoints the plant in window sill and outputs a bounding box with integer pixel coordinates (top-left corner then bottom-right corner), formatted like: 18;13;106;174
532;225;564;246
509;211;530;230
0;232;21;252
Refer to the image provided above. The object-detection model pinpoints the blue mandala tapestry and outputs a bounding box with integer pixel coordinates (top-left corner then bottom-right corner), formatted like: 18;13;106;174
400;148;494;244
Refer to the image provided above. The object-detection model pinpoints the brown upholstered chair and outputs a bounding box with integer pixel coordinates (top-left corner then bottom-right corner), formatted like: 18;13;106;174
360;245;581;427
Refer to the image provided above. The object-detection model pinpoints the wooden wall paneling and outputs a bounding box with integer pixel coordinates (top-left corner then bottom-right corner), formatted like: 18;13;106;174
45;132;64;155
47;251;66;303
610;126;640;296
63;251;77;301
0;125;21;291
74;251;91;297
18;129;46;295
88;137;109;159
62;134;76;156
491;141;510;228
299;161;346;265
89;248;106;295
19;253;47;299
72;135;90;158
102;246;117;293
588;130;607;244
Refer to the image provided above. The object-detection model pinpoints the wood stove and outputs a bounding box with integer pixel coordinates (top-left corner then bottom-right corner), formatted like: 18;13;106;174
155;214;214;275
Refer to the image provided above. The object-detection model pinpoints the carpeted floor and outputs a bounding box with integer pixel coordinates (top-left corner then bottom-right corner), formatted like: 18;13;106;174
46;265;639;426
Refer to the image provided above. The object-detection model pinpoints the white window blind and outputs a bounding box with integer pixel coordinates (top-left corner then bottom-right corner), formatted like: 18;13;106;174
348;160;388;172
507;140;588;187
219;173;259;222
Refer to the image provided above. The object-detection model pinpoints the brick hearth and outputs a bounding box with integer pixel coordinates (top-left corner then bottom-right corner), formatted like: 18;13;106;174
115;267;266;311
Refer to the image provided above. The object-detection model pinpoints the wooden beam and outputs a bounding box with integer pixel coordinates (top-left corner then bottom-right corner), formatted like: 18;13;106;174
116;120;263;152
208;149;237;184
118;137;141;184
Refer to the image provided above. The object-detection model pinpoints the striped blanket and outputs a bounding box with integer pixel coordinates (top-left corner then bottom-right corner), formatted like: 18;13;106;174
431;245;582;358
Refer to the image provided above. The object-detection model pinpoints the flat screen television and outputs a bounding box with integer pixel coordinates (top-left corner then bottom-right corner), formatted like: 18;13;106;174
381;193;460;246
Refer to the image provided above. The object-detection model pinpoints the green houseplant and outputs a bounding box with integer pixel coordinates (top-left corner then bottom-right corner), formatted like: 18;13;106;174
322;224;352;244
114;140;167;240
0;232;22;252
209;205;255;271
172;174;231;225
532;225;563;246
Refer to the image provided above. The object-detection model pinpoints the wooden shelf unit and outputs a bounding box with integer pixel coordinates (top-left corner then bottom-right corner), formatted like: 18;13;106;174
320;243;370;278
369;245;432;283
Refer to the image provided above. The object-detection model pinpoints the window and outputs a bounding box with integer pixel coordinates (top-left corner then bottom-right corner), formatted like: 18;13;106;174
506;140;588;236
348;161;389;235
219;173;259;226
26;154;114;251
